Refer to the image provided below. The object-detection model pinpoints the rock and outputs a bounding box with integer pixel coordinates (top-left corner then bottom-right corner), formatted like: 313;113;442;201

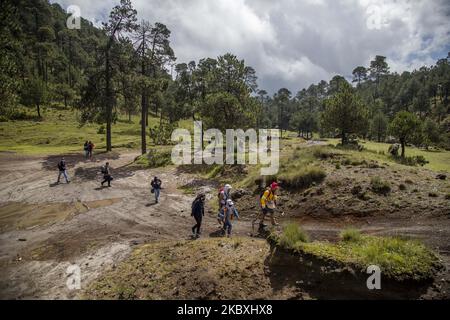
18;238;27;241
436;174;447;180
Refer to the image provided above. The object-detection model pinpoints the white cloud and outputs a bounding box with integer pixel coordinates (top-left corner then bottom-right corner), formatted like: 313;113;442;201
53;0;450;93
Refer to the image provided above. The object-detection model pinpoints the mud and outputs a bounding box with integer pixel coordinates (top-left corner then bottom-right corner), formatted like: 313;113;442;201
0;150;449;299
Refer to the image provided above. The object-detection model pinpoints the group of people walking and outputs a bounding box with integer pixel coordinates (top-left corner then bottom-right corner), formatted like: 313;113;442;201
55;148;282;239
190;181;280;239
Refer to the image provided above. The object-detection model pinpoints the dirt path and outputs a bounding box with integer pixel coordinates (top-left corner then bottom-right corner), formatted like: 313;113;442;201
0;151;257;299
0;150;448;299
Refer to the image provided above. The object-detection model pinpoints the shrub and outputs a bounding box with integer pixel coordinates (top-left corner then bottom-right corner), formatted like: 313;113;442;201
279;166;326;190
428;192;438;198
351;185;362;196
445;194;450;200
313;147;335;160
399;184;407;191
340;228;362;242
371;176;391;195
97;125;105;134
134;148;172;168
278;223;309;249
335;163;341;169
392;155;429;167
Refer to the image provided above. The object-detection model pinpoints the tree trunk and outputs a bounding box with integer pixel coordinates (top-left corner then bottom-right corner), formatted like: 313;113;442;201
400;139;405;158
341;131;346;145
105;48;112;152
141;93;147;154
36;103;41;118
64;96;67;109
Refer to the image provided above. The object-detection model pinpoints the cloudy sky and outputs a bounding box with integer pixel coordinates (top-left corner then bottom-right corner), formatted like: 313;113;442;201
54;0;450;94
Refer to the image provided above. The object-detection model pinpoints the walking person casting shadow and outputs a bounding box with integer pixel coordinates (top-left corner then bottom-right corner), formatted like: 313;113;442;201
151;176;162;204
191;193;205;239
100;162;113;187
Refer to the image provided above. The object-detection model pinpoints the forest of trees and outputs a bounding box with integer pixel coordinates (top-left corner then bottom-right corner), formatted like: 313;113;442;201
1;0;449;154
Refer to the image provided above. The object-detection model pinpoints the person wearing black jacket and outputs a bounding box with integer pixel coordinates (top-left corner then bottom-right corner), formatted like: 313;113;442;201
56;157;70;184
191;193;205;238
101;162;112;187
151;176;162;203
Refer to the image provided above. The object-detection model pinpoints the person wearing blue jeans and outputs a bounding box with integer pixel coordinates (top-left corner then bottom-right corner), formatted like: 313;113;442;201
151;176;162;203
222;199;239;237
57;158;70;184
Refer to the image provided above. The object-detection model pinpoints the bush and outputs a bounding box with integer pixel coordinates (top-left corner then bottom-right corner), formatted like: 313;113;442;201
399;184;407;191
279;166;326;190
278;223;309;249
340;228;362;242
134;148;172;168
392;155;429;167
313;147;335;160
97;125;105;134
371;176;391;195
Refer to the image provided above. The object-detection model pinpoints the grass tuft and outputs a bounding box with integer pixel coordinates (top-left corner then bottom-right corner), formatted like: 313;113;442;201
279;166;326;190
277;223;309;249
340;228;362;242
370;176;391;196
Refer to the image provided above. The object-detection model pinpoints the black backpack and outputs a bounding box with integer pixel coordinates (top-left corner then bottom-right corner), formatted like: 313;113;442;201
101;166;107;174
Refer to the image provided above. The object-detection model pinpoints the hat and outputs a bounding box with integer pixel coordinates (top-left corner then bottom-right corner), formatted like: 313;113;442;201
270;182;279;190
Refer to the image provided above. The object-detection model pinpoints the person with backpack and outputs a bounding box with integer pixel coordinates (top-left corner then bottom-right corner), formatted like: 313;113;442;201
151;176;162;203
56;157;70;184
256;182;279;230
83;141;89;159
87;141;94;159
217;184;232;227
101;162;113;187
222;199;239;237
191;193;205;238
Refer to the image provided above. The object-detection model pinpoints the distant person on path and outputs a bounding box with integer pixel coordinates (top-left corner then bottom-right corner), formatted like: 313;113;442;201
191;193;205;238
87;141;94;159
222;199;239;237
56;157;70;184
83;141;89;158
101;162;113;187
256;182;279;230
151;176;162;203
217;184;232;227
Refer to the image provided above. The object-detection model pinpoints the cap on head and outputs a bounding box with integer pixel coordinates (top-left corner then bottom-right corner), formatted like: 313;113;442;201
226;199;234;206
224;184;232;190
270;182;279;190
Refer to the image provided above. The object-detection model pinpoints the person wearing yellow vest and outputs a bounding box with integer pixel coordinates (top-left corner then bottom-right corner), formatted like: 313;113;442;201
258;181;279;229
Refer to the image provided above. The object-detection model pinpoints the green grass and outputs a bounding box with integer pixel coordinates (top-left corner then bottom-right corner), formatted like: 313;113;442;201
276;223;309;248
325;138;450;172
340;228;362;242
273;225;441;282
279;166;326;190
133;147;173;168
0;107;193;155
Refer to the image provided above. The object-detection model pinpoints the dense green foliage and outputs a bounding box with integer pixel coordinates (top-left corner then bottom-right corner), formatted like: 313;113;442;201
1;0;449;154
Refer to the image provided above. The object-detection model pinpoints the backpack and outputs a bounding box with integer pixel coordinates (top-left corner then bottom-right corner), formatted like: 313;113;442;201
260;188;271;200
101;166;107;174
57;161;64;171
